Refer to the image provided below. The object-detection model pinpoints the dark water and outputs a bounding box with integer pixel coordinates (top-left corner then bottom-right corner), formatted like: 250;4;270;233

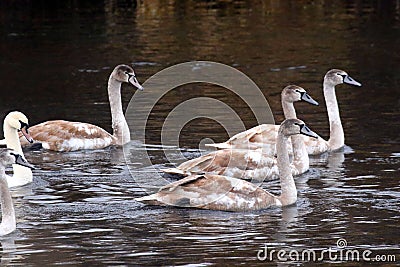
0;0;399;266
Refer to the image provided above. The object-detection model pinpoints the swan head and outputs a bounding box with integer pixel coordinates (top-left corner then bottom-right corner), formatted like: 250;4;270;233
4;111;34;143
279;118;319;139
0;148;34;169
0;149;15;167
325;69;362;87
112;64;144;91
282;85;319;106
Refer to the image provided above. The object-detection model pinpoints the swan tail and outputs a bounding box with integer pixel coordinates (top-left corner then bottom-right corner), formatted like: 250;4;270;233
204;142;231;149
161;167;187;175
135;194;162;205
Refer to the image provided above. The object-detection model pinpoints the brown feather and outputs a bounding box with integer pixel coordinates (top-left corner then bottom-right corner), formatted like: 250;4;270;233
137;174;278;211
19;120;115;151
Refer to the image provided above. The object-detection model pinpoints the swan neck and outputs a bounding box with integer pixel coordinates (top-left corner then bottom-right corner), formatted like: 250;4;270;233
0;167;16;232
277;133;297;206
108;77;130;145
3;122;32;182
291;134;309;171
3;123;23;155
282;100;297;119
323;81;344;150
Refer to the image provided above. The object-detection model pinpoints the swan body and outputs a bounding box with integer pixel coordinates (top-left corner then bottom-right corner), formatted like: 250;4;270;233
162;147;307;181
19;65;143;152
207;70;361;154
0;148;34;235
22;120;115;151
136;119;318;211
163;85;318;180
2;111;34;187
208;124;329;155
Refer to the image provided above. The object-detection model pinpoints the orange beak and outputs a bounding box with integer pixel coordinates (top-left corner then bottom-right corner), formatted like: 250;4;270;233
21;126;34;143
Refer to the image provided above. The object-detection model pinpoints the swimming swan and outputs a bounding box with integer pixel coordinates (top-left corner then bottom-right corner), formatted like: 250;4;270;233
162;85;318;180
19;64;143;152
3;111;34;187
136;119;318;211
0;148;34;235
206;69;361;154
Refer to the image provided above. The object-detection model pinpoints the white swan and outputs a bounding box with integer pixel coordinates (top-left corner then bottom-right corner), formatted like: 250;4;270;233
19;64;143;152
136;119;318;211
207;69;361;154
0;148;34;235
3;111;34;188
162;85;318;180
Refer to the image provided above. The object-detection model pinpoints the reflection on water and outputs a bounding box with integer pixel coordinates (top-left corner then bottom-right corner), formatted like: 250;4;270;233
0;0;399;266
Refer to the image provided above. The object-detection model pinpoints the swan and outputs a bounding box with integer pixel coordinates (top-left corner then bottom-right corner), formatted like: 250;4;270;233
136;119;318;211
162;85;318;180
18;64;143;152
0;148;34;235
206;69;361;154
2;111;34;187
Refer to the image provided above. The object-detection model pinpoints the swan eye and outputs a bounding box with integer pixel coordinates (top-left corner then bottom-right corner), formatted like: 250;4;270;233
294;122;303;128
18;120;29;132
336;73;346;79
9;152;18;160
124;71;135;78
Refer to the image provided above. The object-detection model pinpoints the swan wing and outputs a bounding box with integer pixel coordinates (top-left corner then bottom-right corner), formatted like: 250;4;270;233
20;120;115;151
163;149;278;180
136;174;278;211
206;124;278;152
302;134;329;155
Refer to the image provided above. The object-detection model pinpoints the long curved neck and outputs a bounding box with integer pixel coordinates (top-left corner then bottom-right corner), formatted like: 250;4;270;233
282;100;307;171
3;123;32;181
3;123;23;155
291;134;308;172
108;77;130;145
323;81;344;150
282;100;297;119
0;167;16;234
277;133;297;206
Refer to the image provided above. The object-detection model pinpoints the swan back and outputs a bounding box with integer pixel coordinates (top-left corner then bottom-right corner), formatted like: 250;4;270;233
136;174;279;211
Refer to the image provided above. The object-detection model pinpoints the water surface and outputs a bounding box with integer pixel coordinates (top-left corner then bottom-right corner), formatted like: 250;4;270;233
0;1;399;266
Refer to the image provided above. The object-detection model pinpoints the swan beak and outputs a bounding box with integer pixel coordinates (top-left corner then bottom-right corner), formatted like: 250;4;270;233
10;153;35;170
300;124;319;139
343;75;362;87
21;126;34;143
129;76;144;91
301;92;319;106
